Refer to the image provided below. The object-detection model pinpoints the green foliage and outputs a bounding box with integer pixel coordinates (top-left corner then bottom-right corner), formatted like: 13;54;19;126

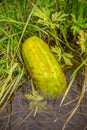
0;0;87;108
51;46;62;62
70;14;87;36
54;0;87;36
33;6;68;31
0;0;28;107
33;2;69;62
51;46;73;65
35;0;55;11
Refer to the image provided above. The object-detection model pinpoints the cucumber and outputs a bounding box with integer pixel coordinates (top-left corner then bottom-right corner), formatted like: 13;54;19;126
22;36;67;99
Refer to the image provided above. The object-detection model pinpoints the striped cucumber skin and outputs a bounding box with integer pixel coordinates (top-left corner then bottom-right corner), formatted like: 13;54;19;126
22;36;67;99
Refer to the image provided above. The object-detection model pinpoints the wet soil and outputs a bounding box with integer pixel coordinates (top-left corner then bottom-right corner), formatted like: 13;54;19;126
0;71;87;130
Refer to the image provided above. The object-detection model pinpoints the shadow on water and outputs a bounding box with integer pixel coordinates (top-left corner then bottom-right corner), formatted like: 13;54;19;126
0;70;87;130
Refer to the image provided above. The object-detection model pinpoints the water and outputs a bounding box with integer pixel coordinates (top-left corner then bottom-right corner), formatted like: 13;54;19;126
0;71;87;130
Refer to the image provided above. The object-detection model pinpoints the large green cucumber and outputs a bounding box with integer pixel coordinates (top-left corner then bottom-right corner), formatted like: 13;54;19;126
22;36;67;99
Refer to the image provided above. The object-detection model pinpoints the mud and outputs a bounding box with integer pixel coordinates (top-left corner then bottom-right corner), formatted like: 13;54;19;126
0;71;87;130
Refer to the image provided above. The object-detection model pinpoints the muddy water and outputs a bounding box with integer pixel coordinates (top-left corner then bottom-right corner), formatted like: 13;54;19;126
0;71;87;130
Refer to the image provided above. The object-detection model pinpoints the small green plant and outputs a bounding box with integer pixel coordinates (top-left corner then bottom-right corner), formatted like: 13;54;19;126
24;81;47;116
70;14;87;36
33;6;68;37
51;46;73;65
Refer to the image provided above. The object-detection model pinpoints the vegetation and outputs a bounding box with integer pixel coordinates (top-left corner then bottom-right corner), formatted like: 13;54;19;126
0;0;87;129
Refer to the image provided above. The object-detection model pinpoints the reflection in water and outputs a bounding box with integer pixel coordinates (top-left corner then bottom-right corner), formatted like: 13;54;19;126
0;71;87;130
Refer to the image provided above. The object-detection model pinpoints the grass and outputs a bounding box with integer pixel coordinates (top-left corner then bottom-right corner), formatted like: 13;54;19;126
0;0;27;107
0;0;87;129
